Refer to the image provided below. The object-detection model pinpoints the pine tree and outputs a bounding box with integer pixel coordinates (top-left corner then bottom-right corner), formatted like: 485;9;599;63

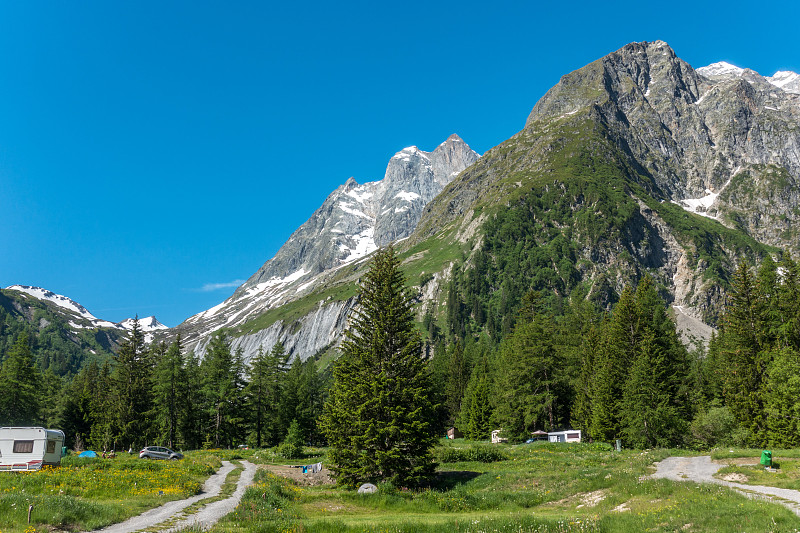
572;324;601;433
764;347;800;447
320;245;437;487
111;317;153;449
279;419;305;459
621;331;682;447
280;357;324;445
589;286;635;442
457;353;494;440
152;336;186;448
721;263;769;442
444;340;469;424
201;331;242;448
246;345;272;447
494;312;566;440
180;351;205;450
0;333;41;425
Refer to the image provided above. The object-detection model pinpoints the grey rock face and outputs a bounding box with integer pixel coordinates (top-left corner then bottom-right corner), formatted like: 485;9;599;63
527;40;800;251
411;40;797;336
241;134;479;289
175;135;479;361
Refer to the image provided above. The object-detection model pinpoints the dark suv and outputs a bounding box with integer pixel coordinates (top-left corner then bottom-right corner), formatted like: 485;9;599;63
139;446;184;460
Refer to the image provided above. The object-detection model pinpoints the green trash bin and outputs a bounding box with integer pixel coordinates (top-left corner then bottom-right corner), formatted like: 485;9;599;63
760;450;772;468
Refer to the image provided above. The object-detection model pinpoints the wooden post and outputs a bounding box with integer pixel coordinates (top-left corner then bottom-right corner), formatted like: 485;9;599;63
28;504;34;523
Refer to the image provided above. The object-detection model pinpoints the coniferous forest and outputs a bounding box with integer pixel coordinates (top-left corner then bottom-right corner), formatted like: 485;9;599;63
3;252;800;456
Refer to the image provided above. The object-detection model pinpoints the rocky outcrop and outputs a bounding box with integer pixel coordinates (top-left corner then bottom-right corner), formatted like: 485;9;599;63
191;297;358;365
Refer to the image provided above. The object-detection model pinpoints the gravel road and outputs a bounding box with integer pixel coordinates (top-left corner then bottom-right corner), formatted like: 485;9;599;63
165;460;257;532
651;455;800;516
85;460;257;533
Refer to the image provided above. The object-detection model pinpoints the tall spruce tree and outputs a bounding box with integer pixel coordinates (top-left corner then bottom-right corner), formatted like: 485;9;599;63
494;311;567;440
721;263;769;442
320;245;437;487
180;351;205;450
111;317;152;450
456;353;494;440
444;340;469;424
152;336;186;448
0;333;41;425
246;345;272;447
201;331;243;448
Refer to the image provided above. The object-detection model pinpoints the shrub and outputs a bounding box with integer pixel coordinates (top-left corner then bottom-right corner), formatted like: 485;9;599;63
690;406;741;448
278;419;304;459
435;444;508;463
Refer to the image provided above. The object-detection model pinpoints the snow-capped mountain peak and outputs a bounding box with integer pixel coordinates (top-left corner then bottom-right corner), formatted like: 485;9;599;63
698;61;800;95
5;285;118;328
767;70;800;94
119;316;168;332
697;61;745;78
176;134;481;360
5;285;167;337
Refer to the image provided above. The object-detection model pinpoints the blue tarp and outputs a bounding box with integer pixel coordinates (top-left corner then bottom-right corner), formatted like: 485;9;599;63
78;450;98;458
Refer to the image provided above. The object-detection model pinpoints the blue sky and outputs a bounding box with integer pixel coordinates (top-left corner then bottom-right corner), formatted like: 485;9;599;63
2;1;798;326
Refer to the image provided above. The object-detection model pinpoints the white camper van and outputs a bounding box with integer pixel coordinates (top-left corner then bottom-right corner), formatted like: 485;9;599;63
0;427;65;471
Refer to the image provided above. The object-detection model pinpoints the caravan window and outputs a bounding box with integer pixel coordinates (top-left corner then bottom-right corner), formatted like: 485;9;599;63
13;440;34;453
47;440;56;454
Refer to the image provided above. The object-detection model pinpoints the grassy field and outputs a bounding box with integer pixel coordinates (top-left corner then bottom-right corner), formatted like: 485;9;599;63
0;451;223;533
211;442;800;533
3;444;800;532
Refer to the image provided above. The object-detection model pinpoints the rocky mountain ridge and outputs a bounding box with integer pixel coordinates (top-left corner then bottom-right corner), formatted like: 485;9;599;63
4;285;164;333
173;135;479;359
169;41;800;361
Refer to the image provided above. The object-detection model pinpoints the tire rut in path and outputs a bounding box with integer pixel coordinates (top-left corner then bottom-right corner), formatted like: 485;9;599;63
651;455;800;517
86;460;257;533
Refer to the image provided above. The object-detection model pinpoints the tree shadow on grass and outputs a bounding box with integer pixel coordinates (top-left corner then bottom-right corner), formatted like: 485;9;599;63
429;470;483;491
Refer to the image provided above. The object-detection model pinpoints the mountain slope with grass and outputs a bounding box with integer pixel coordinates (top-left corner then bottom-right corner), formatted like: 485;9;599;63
177;40;797;362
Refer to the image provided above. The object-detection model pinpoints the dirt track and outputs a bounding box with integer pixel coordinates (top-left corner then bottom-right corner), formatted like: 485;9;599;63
86;460;257;533
651;455;800;516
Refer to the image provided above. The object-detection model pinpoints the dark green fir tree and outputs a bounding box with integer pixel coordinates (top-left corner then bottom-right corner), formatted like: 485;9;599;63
320;245;438;487
0;333;41;425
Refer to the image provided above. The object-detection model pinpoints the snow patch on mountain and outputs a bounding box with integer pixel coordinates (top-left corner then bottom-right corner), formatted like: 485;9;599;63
345;187;374;204
339;203;372;219
673;169;738;219
395;191;421;202
342;227;377;263
392;146;430;162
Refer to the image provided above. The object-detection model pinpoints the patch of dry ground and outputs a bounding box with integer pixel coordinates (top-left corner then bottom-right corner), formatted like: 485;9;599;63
261;463;334;485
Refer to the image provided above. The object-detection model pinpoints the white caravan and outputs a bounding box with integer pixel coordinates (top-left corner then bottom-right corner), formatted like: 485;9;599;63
547;430;582;443
0;427;65;471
